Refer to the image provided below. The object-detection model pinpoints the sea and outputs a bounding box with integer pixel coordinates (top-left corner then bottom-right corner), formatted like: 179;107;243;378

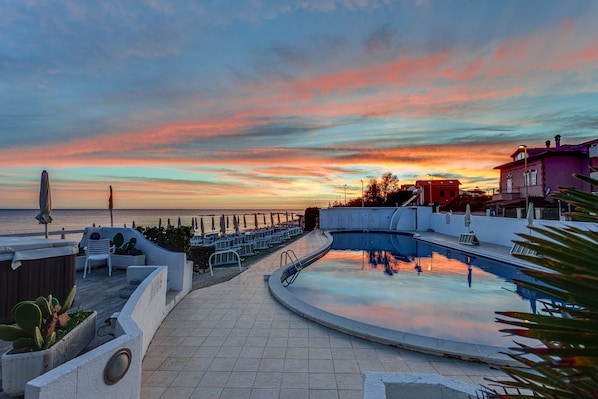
0;209;304;241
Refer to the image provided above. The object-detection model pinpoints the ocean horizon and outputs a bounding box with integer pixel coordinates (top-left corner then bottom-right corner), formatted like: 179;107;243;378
0;208;304;238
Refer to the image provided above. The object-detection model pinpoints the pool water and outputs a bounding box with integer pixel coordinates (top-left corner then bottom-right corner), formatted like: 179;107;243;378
285;231;542;348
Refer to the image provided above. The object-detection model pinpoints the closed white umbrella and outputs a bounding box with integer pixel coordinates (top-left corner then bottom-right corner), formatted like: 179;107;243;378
220;214;226;235
233;215;239;234
464;204;472;232
243;214;247;229
200;217;205;237
526;202;534;227
35;170;53;238
254;213;258;230
211;216;215;231
270;212;275;228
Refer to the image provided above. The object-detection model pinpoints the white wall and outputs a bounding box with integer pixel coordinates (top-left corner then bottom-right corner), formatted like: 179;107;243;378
320;207;593;247
320;207;433;231
80;227;191;293
429;213;593;247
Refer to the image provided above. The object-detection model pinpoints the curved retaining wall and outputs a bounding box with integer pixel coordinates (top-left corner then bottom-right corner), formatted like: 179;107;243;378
23;227;193;399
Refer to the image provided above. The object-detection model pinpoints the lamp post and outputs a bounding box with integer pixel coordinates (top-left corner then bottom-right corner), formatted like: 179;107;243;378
344;184;347;205
361;180;364;207
427;174;433;206
519;145;528;212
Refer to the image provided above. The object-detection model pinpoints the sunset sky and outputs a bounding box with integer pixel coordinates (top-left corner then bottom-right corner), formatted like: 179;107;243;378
1;0;597;210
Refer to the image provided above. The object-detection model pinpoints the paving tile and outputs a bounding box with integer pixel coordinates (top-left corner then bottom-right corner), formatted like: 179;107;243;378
171;371;204;387
258;357;285;372
284;358;309;372
140;386;166;399
159;386;195;399
197;371;231;388
280;388;309;399
333;359;360;374
208;357;237;371
309;347;332;360
220;387;252;399
338;390;363;399
309;359;334;373
334;373;362;390
309;372;338;389
239;346;266;358
225;371;256;388
145;370;179;387
158;357;189;371
309;388;339;399
281;372;309;388
253;371;282;389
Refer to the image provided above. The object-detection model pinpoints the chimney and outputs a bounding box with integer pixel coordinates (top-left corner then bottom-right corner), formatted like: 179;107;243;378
545;140;551;148
555;134;561;149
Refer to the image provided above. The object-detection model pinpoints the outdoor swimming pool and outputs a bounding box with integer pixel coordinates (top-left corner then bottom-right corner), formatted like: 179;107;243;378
285;231;543;348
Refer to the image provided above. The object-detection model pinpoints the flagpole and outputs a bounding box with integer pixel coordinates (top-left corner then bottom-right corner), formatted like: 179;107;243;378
109;185;114;227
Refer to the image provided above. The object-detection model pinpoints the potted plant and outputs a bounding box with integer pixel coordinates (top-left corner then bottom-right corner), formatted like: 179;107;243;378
111;232;145;269
0;285;97;396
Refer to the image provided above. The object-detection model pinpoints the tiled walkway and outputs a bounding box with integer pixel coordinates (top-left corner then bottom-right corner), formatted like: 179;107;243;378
141;230;505;399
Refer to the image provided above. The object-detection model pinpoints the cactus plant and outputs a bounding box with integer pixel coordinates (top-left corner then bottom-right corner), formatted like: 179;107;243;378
0;285;77;353
113;233;143;255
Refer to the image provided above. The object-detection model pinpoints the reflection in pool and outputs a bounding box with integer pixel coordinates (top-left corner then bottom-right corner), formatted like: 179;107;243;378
285;231;543;347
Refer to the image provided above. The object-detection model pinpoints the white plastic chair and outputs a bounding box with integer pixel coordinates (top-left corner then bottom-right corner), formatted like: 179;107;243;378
83;238;115;279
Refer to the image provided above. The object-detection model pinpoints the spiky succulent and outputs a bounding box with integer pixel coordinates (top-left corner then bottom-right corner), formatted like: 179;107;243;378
0;285;76;352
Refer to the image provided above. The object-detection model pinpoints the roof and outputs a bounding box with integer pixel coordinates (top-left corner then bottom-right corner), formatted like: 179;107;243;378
496;137;598;170
414;179;461;185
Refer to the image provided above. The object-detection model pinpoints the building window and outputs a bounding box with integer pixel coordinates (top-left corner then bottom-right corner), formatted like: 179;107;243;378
531;169;537;186
449;190;455;197
507;178;512;193
439;190;445;197
524;171;530;187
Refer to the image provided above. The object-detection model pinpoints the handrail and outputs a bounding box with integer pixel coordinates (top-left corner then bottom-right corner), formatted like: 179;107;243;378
0;228;85;239
280;249;302;286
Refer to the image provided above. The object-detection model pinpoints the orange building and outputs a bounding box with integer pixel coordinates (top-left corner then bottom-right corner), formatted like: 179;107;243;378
414;179;461;205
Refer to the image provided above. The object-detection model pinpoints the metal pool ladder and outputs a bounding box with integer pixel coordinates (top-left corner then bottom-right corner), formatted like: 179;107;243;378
280;249;303;286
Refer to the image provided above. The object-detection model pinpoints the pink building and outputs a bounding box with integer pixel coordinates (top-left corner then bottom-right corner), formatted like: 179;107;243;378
492;135;598;210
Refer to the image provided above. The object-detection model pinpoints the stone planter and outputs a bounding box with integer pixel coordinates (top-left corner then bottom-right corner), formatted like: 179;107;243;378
111;254;146;269
1;311;97;396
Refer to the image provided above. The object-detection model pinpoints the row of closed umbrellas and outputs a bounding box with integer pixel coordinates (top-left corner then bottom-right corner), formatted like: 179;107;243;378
33;170;296;238
153;212;294;235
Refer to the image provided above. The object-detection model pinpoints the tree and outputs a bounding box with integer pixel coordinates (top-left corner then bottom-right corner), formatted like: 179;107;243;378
364;179;384;206
380;172;400;202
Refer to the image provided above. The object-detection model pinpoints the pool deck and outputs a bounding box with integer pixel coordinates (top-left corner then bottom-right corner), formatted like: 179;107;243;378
140;230;511;399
